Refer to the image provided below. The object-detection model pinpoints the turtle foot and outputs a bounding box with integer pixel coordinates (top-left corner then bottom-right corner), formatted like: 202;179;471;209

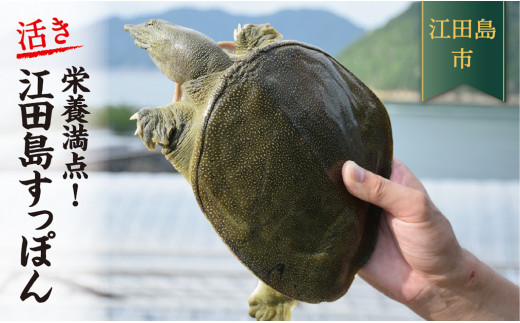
234;24;282;55
131;106;176;151
248;280;297;321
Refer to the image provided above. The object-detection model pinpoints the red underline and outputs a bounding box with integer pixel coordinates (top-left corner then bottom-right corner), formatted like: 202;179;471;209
16;45;84;59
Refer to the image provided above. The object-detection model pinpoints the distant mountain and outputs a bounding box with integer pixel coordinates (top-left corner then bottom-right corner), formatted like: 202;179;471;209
337;3;420;91
106;8;364;69
337;2;519;95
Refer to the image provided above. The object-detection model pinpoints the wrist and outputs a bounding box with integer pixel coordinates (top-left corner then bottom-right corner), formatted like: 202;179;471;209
405;247;473;319
430;249;482;320
409;249;519;320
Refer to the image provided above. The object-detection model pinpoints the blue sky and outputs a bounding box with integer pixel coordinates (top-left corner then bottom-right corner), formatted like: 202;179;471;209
0;1;410;38
105;1;410;29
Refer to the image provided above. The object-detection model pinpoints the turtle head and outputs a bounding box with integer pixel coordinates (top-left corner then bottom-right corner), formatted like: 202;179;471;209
124;19;232;84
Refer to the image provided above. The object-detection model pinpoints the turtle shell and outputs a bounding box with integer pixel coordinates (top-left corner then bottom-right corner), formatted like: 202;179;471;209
191;41;392;303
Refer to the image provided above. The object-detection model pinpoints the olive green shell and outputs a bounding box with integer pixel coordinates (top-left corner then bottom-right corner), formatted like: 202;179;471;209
191;41;392;303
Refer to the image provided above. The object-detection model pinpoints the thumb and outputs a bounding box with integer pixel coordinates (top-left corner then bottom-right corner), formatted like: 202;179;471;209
342;160;426;220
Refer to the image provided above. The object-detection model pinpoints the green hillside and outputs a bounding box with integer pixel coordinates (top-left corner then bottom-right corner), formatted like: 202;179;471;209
337;2;519;95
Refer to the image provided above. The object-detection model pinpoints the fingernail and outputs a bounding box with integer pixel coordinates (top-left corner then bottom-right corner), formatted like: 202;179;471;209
348;161;365;183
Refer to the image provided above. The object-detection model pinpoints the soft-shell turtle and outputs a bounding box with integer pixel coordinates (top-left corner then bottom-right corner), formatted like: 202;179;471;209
124;20;392;320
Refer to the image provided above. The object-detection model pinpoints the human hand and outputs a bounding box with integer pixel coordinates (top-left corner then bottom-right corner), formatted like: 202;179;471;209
342;158;519;320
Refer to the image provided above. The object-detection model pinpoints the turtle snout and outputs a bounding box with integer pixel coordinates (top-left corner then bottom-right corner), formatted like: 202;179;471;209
124;24;151;49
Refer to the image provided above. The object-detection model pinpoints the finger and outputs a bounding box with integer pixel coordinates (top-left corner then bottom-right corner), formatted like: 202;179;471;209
218;41;236;52
357;215;411;300
173;83;182;103
342;160;428;222
390;157;427;193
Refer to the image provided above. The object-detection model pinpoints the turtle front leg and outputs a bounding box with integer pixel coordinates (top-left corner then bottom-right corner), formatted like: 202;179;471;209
248;280;297;321
131;105;176;150
130;102;195;178
131;102;193;150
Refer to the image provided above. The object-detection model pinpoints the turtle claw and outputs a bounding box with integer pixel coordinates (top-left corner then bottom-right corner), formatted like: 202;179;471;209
132;112;143;137
234;23;242;41
134;123;141;136
130;112;139;121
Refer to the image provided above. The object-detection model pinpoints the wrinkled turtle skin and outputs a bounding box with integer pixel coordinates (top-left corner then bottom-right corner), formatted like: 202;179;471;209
125;20;392;319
